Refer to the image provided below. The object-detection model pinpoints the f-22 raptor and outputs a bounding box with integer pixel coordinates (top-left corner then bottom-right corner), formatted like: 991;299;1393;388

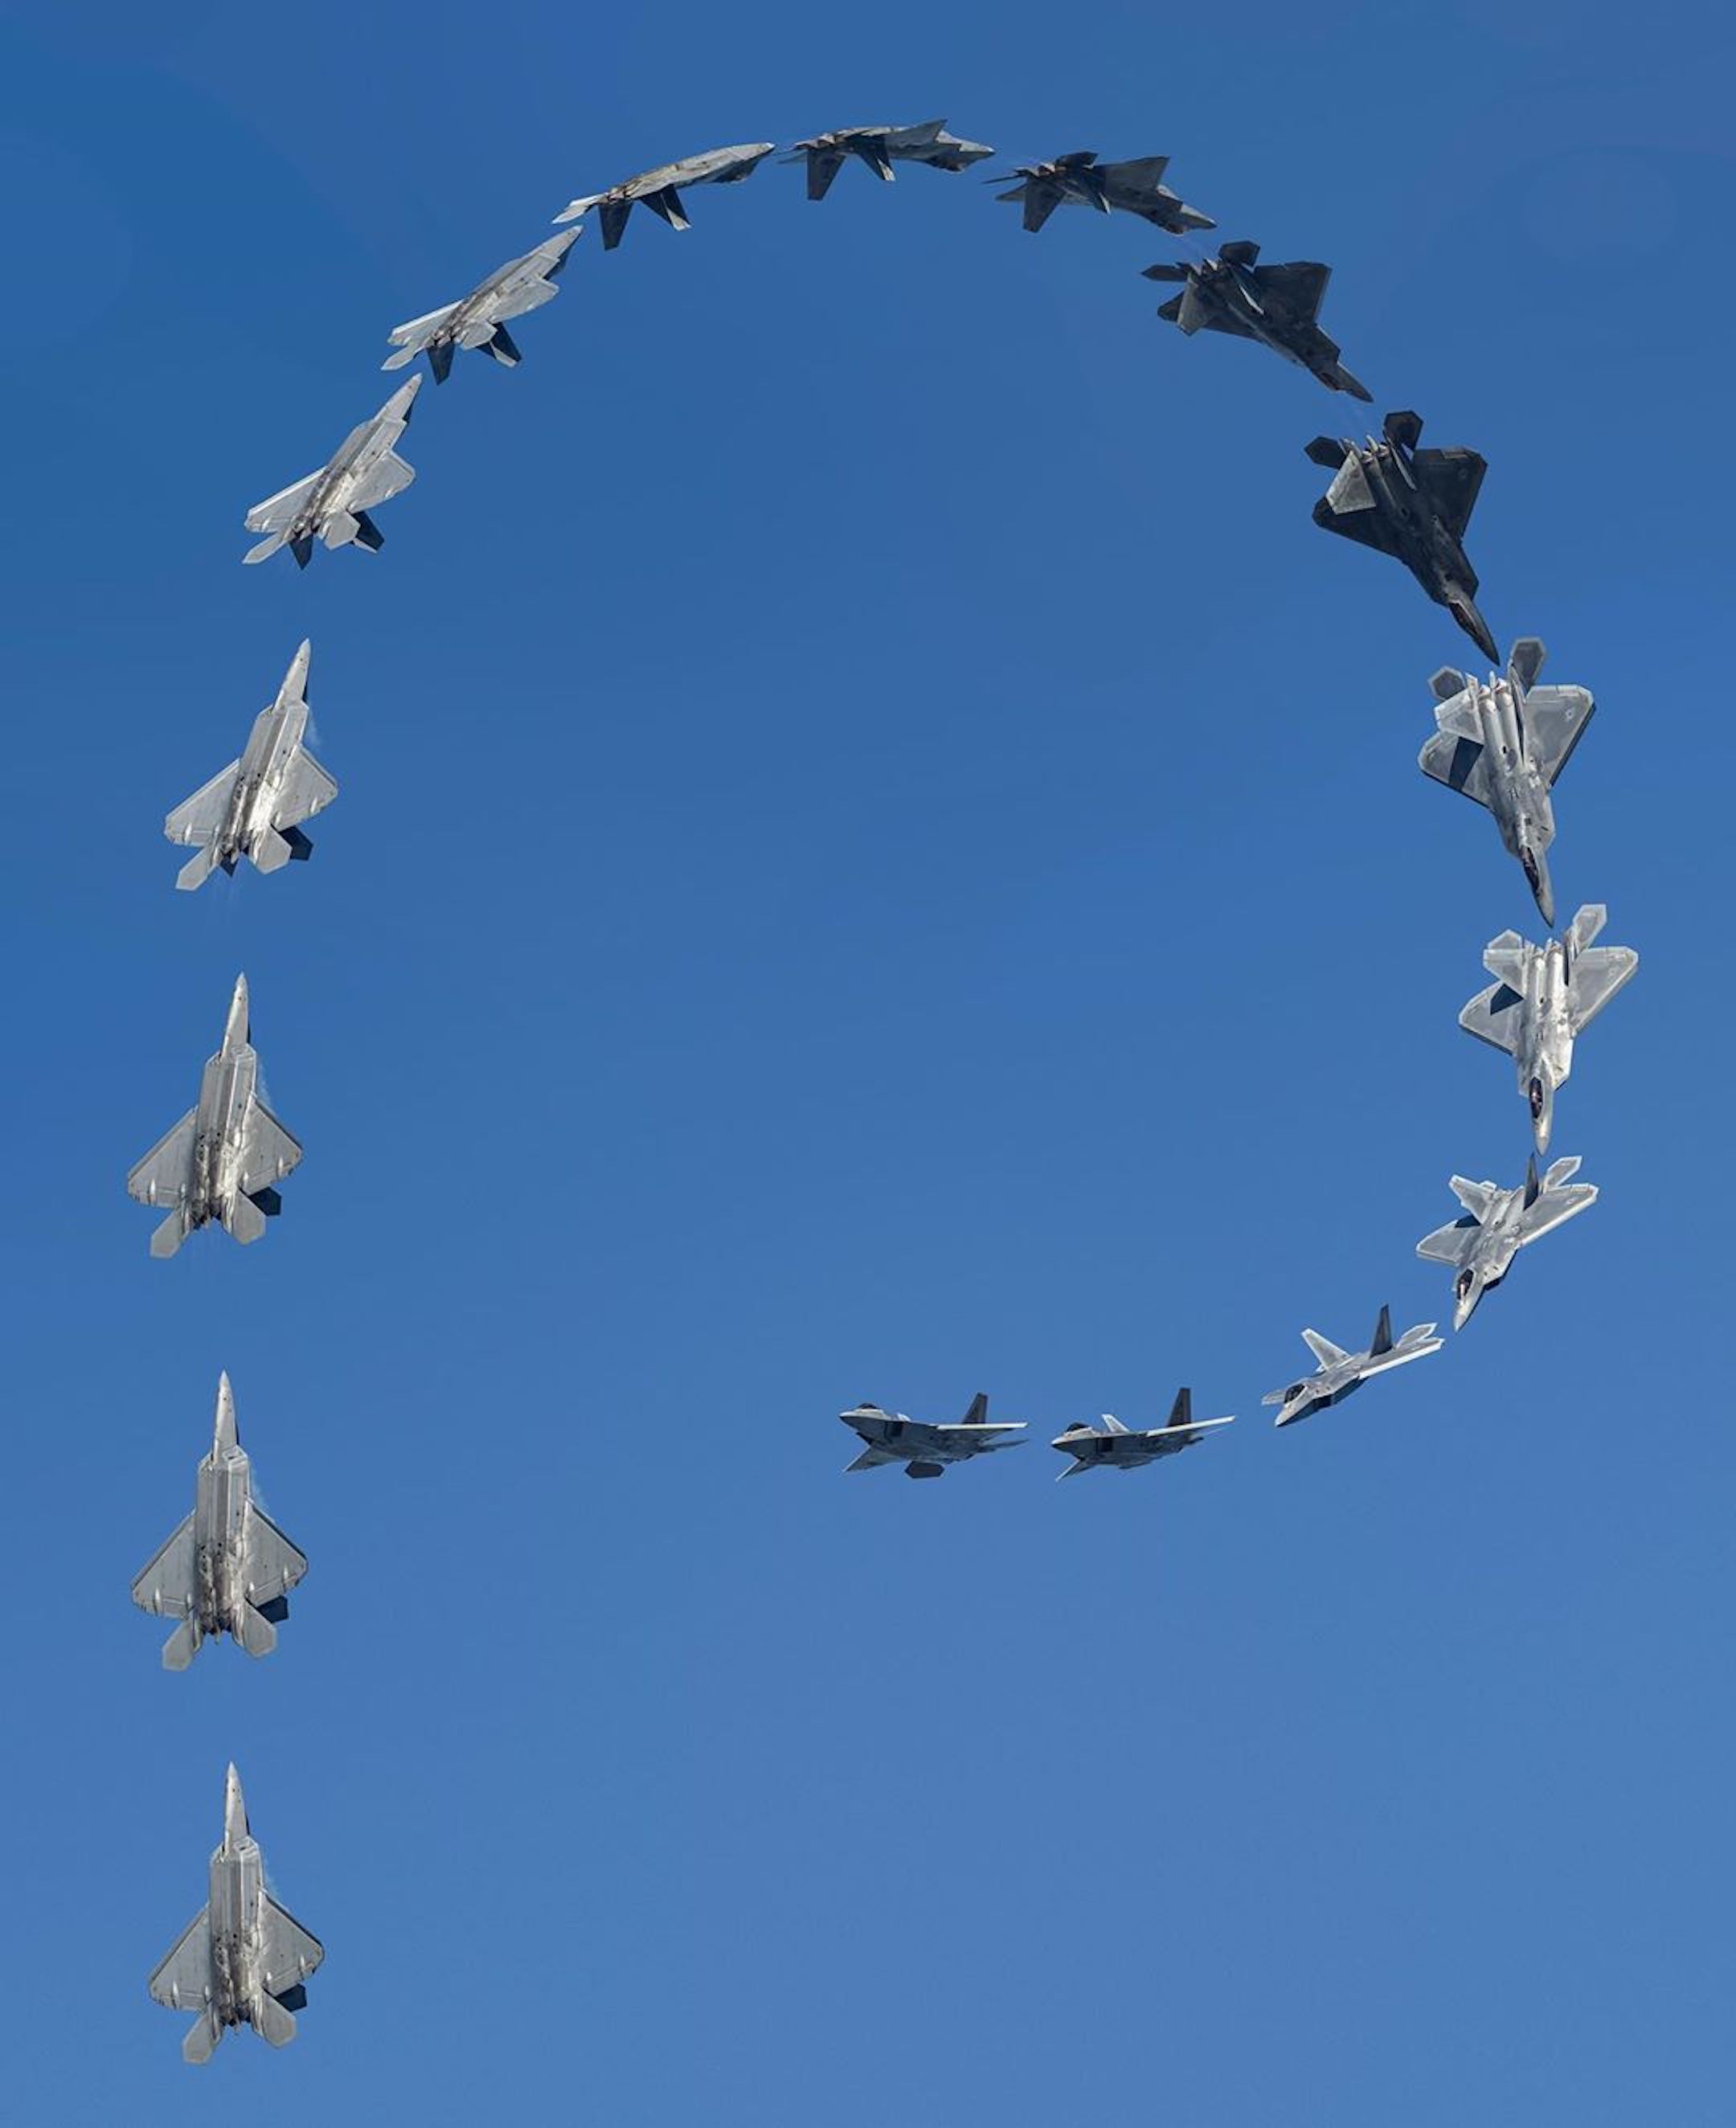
1416;1156;1598;1329
163;640;336;891
840;1393;1025;1479
383;227;580;381
555;142;775;248
1306;411;1495;659
785;119;993;198
132;1373;307;1670
1263;1306;1443;1428
1144;242;1371;399
1460;904;1638;1152
995;150;1214;235
149;1765;322;2065
126;976;301;1258
1050;1388;1234;1479
243;375;421;567
1419;637;1595;926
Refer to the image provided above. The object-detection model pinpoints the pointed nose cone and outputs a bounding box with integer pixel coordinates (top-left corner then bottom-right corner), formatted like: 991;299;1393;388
1521;848;1555;928
1529;1075;1554;1154
223;974;250;1050
1452;1279;1483;1332
223;1763;249;1848
387;372;423;420
213;1372;239;1454
280;638;313;706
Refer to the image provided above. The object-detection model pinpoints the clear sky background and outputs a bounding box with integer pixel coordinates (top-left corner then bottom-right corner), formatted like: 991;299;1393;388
2;2;1731;2122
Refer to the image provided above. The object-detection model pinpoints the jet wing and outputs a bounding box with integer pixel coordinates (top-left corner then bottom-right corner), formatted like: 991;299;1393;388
270;747;338;832
1459;980;1524;1054
1568;946;1639;1031
259;1897;325;1998
131;1514;196;1617
383;302;459;366
1416;1217;1480;1267
245;1509;309;1605
1411;447;1486;538
1300;1330;1350;1368
1100;155;1171;194
1523;685;1595;785
345;448;416;512
844;1445;899;1471
1519;1183;1597;1243
237;1102;302;1197
804;145;847;199
165;761;240;847
149;1909;214;2010
128;1109;198;1206
1419;730;1492;807
245;472;321;535
1254;260;1330;317
488;274;563;325
1006;178;1062;232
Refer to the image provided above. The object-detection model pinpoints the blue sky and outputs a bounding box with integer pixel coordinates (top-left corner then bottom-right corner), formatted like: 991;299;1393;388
2;2;1731;2121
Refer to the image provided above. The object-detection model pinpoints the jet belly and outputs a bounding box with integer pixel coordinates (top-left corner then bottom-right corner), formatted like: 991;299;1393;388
194;1458;248;1633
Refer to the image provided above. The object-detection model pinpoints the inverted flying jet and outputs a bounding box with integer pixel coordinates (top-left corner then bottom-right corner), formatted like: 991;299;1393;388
840;1393;1026;1479
1419;636;1595;927
127;976;301;1258
784;119;993;199
1460;904;1638;1152
132;1373;307;1670
149;1764;323;2065
1416;1156;1598;1330
1050;1388;1234;1479
383;227;581;381
163;640;336;891
554;142;776;247
994;150;1214;235
243;375;421;567
1143;241;1370;399
1305;410;1494;658
1263;1306;1443;1428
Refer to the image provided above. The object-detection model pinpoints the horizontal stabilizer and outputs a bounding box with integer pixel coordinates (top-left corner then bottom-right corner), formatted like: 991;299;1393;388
162;1617;201;1671
1141;260;1189;283
252;826;294;874
1301;1329;1349;1369
254;1992;297;2048
845;1447;895;1472
243;532;285;565
321;509;359;550
1218;239;1260;265
236;1603;279;1659
182;2011;222;2065
1304;435;1346;469
224;1193;269;1246
150;1208;190;1258
175;845;219;891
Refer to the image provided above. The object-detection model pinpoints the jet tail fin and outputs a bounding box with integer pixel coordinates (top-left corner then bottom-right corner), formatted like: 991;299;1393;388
235;1604;279;1659
486;324;523;366
1370;1303;1394;1357
960;1392;989;1426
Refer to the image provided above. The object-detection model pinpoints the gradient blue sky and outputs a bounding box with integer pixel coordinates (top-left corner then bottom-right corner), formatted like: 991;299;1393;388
2;2;1731;2122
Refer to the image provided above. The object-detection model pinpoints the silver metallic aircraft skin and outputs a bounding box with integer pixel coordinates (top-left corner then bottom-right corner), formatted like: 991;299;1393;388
149;1764;323;2065
1143;241;1371;399
784;119;993;199
1416;1156;1598;1330
1305;410;1495;659
126;975;301;1258
1419;637;1594;927
1460;904;1638;1152
554;142;776;247
243;374;422;567
1050;1387;1234;1479
383;228;581;382
132;1373;307;1671
1263;1306;1443;1428
840;1393;1026;1479
994;149;1214;235
163;640;336;890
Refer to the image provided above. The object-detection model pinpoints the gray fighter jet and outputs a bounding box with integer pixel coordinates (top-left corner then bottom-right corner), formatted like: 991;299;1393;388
1050;1388;1234;1479
132;1373;306;1670
163;640;336;891
1460;905;1638;1152
554;142;776;248
1143;242;1370;399
1419;638;1594;927
1263;1307;1443;1428
243;374;421;567
383;227;581;382
1416;1156;1598;1330
784;119;993;199
840;1393;1026;1479
149;1764;322;2065
127;976;301;1258
1305;411;1494;659
993;149;1214;235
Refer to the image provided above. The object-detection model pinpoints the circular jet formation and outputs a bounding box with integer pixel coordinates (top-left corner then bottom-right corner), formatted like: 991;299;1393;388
126;118;1637;2059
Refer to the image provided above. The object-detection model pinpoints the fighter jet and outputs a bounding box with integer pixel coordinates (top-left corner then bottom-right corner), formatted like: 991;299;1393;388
1263;1306;1443;1428
1050;1388;1234;1479
1460;905;1638;1152
840;1393;1026;1479
1416;1156;1598;1330
126;976;301;1258
554;142;776;248
993;150;1214;235
242;375;421;567
1143;242;1371;399
1304;411;1495;659
149;1764;322;2065
383;227;581;382
162;640;336;891
784;119;993;199
1419;638;1595;927
131;1373;306;1670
